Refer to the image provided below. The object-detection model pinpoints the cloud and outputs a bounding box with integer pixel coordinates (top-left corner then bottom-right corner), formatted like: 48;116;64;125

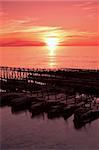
0;17;39;34
0;11;6;16
75;1;99;20
74;1;98;13
0;12;98;46
0;3;7;16
0;27;98;46
22;26;61;33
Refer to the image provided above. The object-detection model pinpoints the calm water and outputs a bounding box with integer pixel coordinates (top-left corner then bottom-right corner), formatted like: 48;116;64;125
0;46;99;69
0;107;99;150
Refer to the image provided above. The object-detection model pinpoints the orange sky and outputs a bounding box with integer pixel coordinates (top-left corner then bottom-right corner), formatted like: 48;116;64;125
0;0;99;46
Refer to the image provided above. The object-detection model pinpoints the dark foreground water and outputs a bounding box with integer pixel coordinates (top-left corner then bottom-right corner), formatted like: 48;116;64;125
0;107;99;150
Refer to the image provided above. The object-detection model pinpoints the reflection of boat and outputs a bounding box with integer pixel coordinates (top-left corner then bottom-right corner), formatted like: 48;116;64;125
11;107;28;114
31;112;44;118
74;108;99;129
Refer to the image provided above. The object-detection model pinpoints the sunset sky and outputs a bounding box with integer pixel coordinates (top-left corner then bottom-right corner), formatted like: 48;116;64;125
0;0;99;46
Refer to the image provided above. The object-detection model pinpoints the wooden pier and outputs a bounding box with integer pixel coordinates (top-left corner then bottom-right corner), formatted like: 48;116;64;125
0;66;99;80
0;66;99;95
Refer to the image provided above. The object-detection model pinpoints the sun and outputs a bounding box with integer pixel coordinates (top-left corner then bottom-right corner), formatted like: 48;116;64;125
45;37;59;48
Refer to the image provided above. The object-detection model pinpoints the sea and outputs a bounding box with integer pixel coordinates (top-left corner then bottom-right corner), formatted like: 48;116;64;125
0;46;99;70
0;46;99;150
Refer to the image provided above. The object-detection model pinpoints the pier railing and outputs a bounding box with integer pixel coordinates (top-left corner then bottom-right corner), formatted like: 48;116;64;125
0;66;99;80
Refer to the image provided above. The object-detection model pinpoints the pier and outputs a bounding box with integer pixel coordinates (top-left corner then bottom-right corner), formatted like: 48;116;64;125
0;66;99;94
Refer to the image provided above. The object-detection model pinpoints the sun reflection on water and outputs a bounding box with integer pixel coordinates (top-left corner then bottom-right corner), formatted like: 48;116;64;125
47;45;58;68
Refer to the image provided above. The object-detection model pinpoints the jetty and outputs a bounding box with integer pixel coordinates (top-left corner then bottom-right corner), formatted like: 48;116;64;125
0;66;99;128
